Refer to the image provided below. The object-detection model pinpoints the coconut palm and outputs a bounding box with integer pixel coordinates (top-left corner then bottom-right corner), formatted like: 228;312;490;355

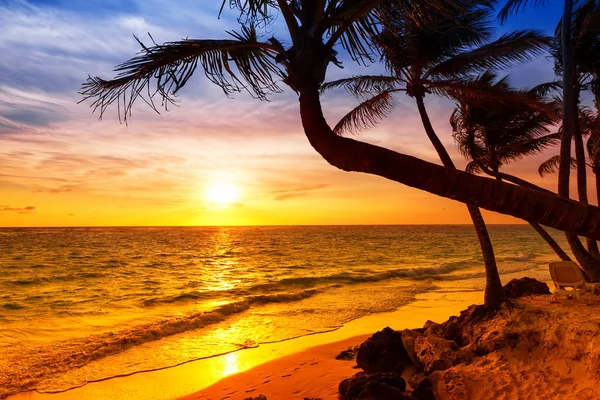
551;0;600;259
82;1;600;294
451;73;573;262
499;0;600;274
321;3;550;307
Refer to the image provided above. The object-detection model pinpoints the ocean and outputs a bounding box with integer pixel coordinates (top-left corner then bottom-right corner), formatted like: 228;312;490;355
0;225;565;398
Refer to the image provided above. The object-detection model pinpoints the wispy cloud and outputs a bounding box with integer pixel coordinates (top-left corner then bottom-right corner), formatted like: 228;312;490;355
1;205;36;214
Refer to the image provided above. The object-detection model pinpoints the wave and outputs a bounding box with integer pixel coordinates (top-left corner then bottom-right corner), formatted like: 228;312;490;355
11;288;321;381
139;263;465;308
502;253;535;262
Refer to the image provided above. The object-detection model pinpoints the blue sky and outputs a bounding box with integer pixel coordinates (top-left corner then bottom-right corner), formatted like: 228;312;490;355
0;0;589;226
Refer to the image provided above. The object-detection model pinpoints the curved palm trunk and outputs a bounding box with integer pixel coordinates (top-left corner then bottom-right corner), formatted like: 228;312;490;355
415;94;505;308
295;86;600;238
479;167;572;261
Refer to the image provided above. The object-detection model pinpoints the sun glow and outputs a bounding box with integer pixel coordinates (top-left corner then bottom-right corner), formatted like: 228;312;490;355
205;182;240;207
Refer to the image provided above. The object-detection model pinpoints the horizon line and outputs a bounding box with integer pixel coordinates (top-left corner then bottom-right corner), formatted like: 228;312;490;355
0;223;532;229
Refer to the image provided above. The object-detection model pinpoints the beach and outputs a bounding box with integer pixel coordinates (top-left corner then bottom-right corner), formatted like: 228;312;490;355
8;287;485;400
0;226;563;399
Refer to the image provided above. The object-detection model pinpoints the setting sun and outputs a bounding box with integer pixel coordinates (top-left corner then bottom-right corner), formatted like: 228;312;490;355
205;182;240;207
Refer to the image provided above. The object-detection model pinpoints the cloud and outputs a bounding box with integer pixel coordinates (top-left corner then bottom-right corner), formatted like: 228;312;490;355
1;205;36;213
273;184;330;201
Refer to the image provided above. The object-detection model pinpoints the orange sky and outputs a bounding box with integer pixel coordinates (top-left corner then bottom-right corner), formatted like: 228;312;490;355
0;1;596;227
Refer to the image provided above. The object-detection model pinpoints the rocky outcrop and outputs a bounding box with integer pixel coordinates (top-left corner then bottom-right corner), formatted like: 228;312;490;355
356;327;412;373
336;346;359;360
339;284;600;400
338;372;408;400
503;277;550;298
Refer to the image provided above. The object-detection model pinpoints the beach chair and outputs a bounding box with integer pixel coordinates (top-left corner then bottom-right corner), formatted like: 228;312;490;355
549;261;600;301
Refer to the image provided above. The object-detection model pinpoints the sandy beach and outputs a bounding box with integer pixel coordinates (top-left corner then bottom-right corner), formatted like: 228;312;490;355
8;287;483;400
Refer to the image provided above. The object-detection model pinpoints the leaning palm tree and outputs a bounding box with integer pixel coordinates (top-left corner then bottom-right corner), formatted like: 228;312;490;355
451;73;572;262
82;1;600;291
551;0;600;259
321;2;549;307
500;0;600;274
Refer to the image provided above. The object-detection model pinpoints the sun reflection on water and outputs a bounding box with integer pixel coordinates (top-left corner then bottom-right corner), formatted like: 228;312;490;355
222;352;239;376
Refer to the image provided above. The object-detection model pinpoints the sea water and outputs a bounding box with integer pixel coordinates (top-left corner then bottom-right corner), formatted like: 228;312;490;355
0;225;566;397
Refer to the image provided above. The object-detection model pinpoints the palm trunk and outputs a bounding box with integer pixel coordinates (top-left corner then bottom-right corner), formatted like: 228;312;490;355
528;222;572;261
559;0;575;198
415;94;505;308
479;167;572;261
295;86;600;239
573;90;600;259
556;0;600;278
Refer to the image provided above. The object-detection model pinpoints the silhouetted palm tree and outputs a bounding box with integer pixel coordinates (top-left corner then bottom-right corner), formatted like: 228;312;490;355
451;72;572;262
82;1;600;291
551;0;600;259
499;0;600;275
321;3;549;307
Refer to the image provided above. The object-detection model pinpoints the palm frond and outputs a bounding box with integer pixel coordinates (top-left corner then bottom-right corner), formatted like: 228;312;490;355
465;161;482;174
333;90;397;135
219;0;279;24
497;133;561;162
427;30;550;78
81;26;283;122
528;80;562;98
325;0;383;64
538;154;578;177
497;0;551;24
321;75;401;97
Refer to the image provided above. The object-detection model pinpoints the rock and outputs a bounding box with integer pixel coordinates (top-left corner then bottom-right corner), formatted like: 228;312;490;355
356;327;412;373
407;372;427;390
411;376;436;400
336;346;359;360
423;320;443;336
503;277;550;298
414;335;458;374
339;371;406;399
429;370;468;400
243;395;267;400
357;381;412;399
401;329;422;368
441;304;493;347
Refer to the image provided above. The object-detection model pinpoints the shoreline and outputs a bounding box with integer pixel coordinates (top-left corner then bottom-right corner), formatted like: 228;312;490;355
8;286;484;400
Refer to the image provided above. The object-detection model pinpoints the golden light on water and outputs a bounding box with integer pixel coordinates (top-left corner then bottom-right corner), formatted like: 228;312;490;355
222;352;239;376
205;182;240;208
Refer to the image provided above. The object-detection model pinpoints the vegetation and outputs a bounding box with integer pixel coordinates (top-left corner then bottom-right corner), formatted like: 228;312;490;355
82;0;600;307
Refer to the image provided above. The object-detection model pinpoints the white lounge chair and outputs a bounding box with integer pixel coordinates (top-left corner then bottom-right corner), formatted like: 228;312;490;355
549;261;600;301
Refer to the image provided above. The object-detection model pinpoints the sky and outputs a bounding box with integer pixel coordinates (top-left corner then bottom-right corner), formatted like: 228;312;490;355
0;0;592;227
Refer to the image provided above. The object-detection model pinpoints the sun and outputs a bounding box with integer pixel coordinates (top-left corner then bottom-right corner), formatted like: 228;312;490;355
205;182;239;207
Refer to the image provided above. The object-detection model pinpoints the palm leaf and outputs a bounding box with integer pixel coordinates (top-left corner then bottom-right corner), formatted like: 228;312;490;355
426;30;550;78
497;133;561;162
219;0;279;23
333;90;398;135
321;75;401;97
81;26;283;121
497;0;551;24
538;154;578;177
465;161;482;174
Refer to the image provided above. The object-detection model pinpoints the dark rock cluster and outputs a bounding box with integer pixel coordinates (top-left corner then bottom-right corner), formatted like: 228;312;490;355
338;278;551;400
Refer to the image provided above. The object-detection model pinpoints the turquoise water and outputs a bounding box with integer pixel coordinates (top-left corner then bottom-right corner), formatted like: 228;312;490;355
0;225;565;398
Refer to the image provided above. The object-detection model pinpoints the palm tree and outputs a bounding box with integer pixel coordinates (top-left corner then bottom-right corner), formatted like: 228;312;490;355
551;0;600;259
499;0;600;275
82;2;600;258
321;3;549;307
451;72;573;262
